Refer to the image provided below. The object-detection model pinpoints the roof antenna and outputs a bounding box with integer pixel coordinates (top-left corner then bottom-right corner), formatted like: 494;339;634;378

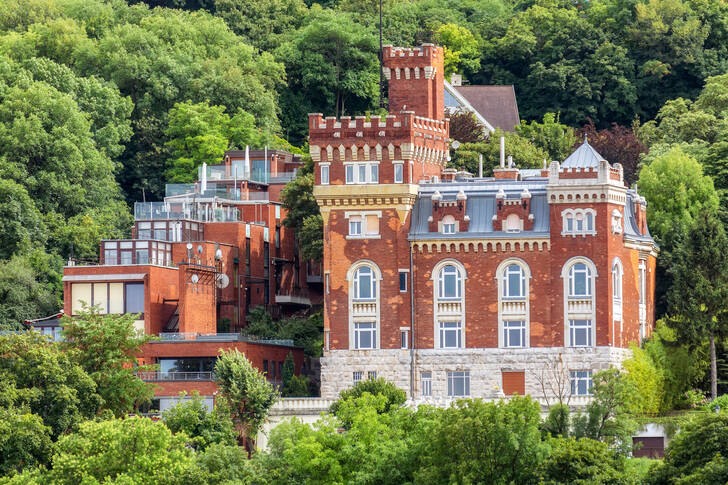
378;0;385;109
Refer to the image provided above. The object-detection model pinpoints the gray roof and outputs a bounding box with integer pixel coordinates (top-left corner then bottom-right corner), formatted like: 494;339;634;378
624;190;653;243
562;137;606;168
410;181;550;239
445;84;520;132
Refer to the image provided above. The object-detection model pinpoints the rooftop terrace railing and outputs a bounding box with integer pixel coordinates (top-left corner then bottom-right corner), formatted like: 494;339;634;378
134;201;240;222
198;165;299;185
137;371;214;381
155;332;295;347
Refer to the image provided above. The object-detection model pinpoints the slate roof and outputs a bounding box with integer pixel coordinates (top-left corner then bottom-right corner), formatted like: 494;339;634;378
444;83;520;132
410;180;550;239
624;190;653;243
562;137;607;168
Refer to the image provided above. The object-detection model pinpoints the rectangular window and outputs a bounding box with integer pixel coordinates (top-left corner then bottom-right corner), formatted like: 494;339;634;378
120;251;132;265
104;249;118;265
321;164;330;185
154;222;167;241
263;243;269;278
71;283;92;315
354;322;376;349
447;371;470;397
346;165;354;184
394;163;403;183
570;370;593;395
399;271;407;292
443;223;455;234
368;371;377;380
353;371;363;384
421;372;432;397
109;283;124;314
270;361;276;378
125;283;145;315
275;226;280;249
137;222;151;240
365;215;379;235
370;164;378;183
639;262;646;305
245;238;251;276
439;321;463;349
400;330;408;349
566;216;574;233
93;283;108;313
358;164;367;183
569;319;593;347
349;216;362;236
279;362;283;378
263;360;269;374
503;320;526;348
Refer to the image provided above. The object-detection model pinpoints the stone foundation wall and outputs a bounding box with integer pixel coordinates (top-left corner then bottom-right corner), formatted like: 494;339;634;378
321;346;632;400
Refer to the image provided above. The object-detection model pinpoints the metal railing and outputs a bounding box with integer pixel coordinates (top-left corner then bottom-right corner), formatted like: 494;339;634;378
134;201;240;222
155;332;294;347
137;371;214;381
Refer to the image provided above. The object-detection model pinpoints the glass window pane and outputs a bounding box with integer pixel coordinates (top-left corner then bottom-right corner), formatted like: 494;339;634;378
125;283;145;314
358;165;366;183
394;164;403;183
346;165;354;183
370;164;378;183
444;273;456;298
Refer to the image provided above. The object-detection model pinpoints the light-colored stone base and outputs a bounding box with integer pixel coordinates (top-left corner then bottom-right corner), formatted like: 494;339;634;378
320;347;632;402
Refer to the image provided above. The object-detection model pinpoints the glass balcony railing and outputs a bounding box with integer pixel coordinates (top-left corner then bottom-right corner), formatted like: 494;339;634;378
134;202;240;222
198;164;299;185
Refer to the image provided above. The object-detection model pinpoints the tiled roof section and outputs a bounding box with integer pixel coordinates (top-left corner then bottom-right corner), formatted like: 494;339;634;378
453;85;520;132
562;137;607;168
410;181;550;238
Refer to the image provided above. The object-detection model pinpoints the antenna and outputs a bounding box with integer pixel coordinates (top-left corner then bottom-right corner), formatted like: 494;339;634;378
378;0;384;109
216;273;230;289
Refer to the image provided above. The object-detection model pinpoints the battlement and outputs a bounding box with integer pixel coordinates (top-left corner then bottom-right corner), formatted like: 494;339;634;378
547;160;625;187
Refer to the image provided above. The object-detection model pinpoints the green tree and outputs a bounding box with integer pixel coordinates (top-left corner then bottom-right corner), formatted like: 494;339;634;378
61;309;156;416
667;211;728;399
275;7;378;143
0;251;61;331
649;413;728;485
435;23;481;77
622;343;664;415
0;332;101;438
193;442;266;484
162;393;237;450
214;349;278;445
281;352;309;397
450;128;549;175
539;437;633;485
0;406;53;477
515;112;577;162
416;397;548;485
329;377;406;426
280;159;324;262
213;0;308;51
572;369;638;455
0;180;46;260
577;120;647;186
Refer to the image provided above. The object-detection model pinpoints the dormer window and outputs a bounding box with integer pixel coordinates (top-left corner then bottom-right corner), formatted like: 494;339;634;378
505;214;522;233
442;215;456;234
562;209;597;236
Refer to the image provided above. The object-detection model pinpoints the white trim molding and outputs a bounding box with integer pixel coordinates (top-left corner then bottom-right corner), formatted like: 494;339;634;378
561;256;598;348
346;260;382;351
495;258;531;349
431;259;467;349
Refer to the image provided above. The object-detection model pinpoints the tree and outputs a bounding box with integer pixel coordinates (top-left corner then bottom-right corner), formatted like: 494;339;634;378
577;120;647;186
275;7;378;143
162;393;237;450
515;112;577;162
0;406;53;477
280;159;324;262
539;437;633;485
43;417;199;485
0;180;46;260
329;377;406;427
571;369;638;455
61;309;156;416
213;0;308;51
416;397;548;485
667;211;728;400
450;128;549;176
448;111;488;144
435;23;481;77
214;349;278;445
281;352;308;397
649;413;728;485
0;332;101;438
622;344;663;415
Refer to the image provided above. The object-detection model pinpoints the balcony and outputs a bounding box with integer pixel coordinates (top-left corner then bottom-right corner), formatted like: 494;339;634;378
567;298;593;315
137;371;214;381
155;332;295;347
501;300;527;315
135;201;240;222
352;301;377;317
199;164;298;185
437;300;463;315
275;288;312;307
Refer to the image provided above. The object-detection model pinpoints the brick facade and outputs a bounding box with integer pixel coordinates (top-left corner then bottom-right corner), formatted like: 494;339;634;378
312;43;658;402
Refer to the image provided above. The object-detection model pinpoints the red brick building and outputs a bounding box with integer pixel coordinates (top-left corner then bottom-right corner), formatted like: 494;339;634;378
311;44;657;402
62;150;315;410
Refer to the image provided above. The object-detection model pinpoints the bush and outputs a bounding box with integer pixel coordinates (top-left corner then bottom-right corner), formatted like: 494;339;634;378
539;437;632;485
329;377;406;420
702;394;728;412
623;343;663;415
162;393;237;450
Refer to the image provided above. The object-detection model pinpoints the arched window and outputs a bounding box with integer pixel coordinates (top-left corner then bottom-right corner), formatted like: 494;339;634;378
612;258;623;347
442;215;456;234
612;261;622;302
353;266;376;300
569;263;591;298
562;258;597;348
503;264;525;299
439;264;462;299
497;259;530;348
348;262;381;350
433;261;466;349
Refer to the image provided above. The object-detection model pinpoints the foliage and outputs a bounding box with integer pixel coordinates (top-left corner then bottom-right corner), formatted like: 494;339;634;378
702;394;728;413
192;442;266;484
0;406;53;477
649;413;728;485
448;110;488;144
162;393;237;450
214;349;278;441
541;403;570;438
281;352;309;397
245;307;323;358
0;332;101;439
435;23;481;77
0;180;46;260
572;369;638;455
275;7;378;143
329;377;406;425
213;0;307;51
515;112;577;161
416;397;548;485
667;211;728;399
622;343;664;415
577;120;647;185
450;128;548;175
279;158;323;262
61;309;156;416
538;437;634;485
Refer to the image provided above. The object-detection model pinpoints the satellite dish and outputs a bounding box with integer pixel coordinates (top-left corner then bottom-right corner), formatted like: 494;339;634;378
190;274;199;284
216;273;230;289
186;243;193;250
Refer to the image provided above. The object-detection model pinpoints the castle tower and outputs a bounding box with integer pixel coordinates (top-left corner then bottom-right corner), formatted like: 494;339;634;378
309;44;449;397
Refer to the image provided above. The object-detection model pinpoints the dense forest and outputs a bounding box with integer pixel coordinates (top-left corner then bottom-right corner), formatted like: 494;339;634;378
2;0;728;337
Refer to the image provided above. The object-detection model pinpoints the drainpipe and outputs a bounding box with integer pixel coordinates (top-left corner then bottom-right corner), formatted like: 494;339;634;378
409;242;416;399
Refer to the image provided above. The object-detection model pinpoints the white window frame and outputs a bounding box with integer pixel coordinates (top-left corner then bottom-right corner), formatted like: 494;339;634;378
400;327;409;349
399;270;408;292
345;211;382;240
320;163;330;185
432;260;467;349
569;263;592;298
569;319;593;347
496;259;531;348
570;370;593;396
439;321;463;349
354;322;376;349
503;320;526;348
438;264;462;300
447;371;470;397
421;371;432;397
441;215;456;235
344;161;380;184
562;257;597;347
394;162;404;183
348;261;381;351
348;216;362;236
561;208;597;237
